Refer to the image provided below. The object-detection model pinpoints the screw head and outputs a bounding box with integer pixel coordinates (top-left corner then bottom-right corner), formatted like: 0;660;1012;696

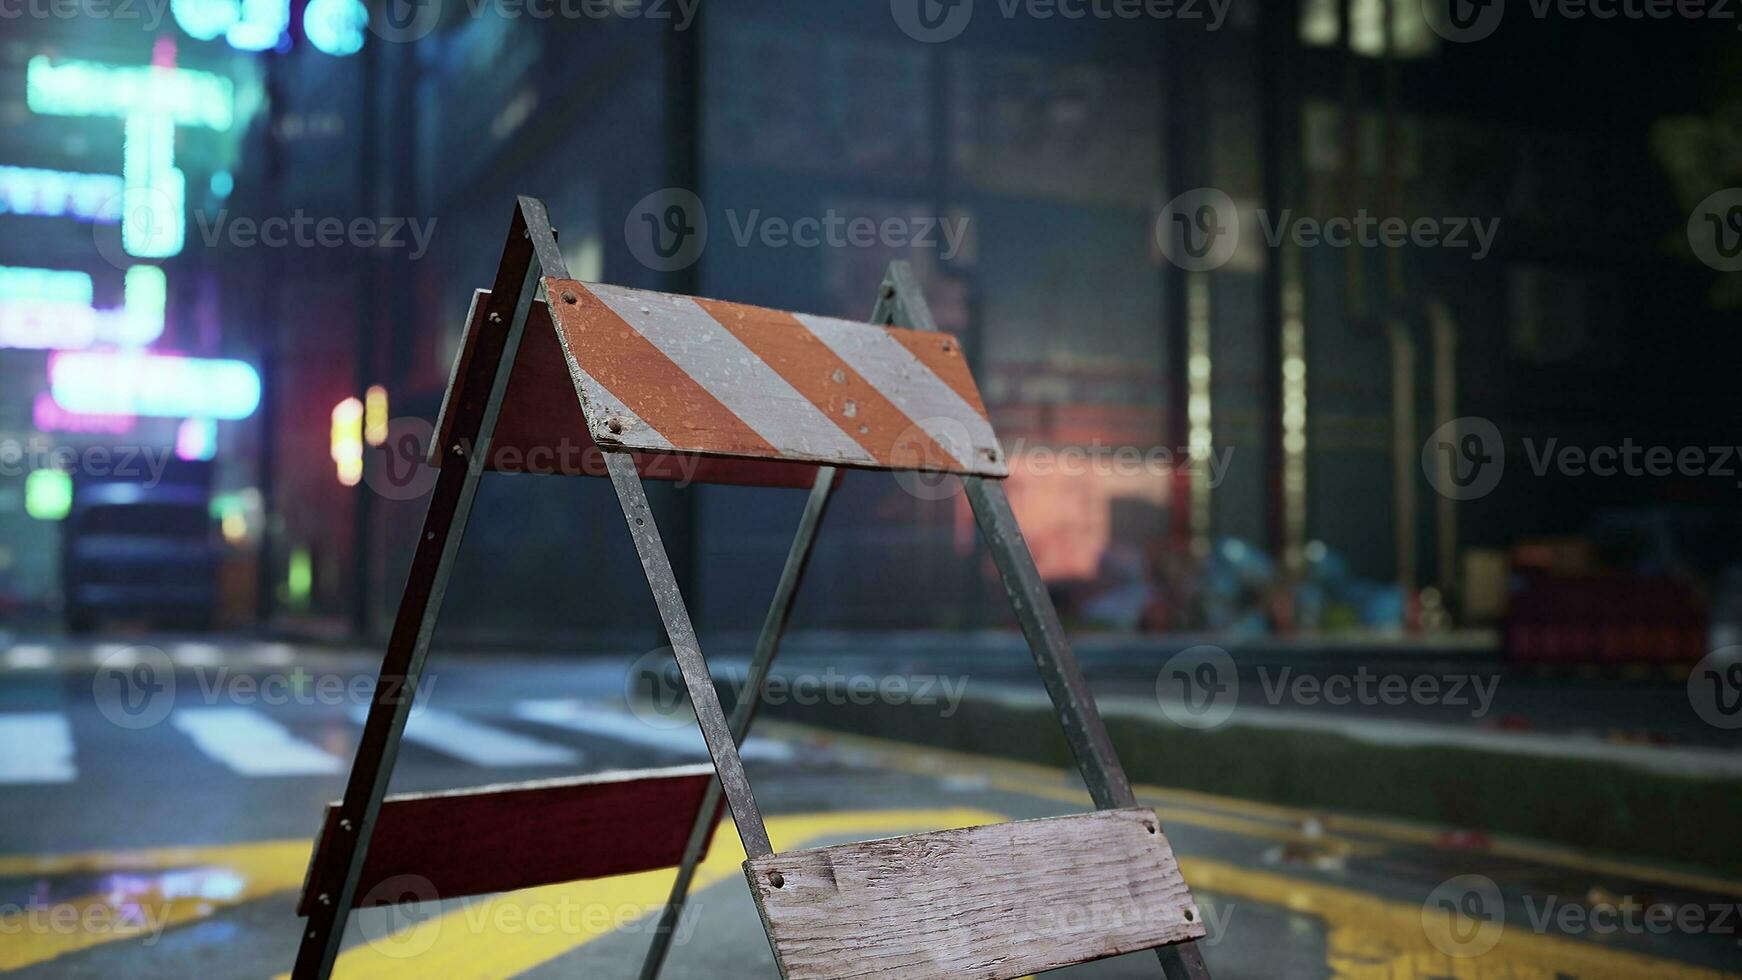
561;291;578;305
768;871;785;889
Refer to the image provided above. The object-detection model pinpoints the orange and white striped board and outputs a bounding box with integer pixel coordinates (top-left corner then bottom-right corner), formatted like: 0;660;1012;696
535;278;1008;479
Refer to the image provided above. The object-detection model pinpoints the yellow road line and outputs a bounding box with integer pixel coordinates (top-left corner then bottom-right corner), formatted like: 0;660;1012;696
1183;857;1741;980
295;807;1007;979
772;721;1742;898
0;839;310;972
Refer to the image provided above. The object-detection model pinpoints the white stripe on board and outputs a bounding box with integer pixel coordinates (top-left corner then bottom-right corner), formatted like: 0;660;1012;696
514;699;793;762
172;708;344;776
588;285;877;465
796;312;1003;471
0;713;76;784
349;706;579;767
571;362;675;449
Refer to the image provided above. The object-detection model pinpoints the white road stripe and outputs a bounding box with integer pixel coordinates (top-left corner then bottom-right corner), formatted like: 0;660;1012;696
171;642;223;667
514;699;793;762
5;644;53;669
589;284;877;465
796;312;1003;472
172;708;343;776
349;706;579;767
0;713;76;783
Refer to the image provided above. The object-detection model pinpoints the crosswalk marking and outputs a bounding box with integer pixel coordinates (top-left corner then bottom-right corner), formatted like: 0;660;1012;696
4;644;53;669
349;706;579;767
514;699;794;762
171;708;344;776
0;713;76;784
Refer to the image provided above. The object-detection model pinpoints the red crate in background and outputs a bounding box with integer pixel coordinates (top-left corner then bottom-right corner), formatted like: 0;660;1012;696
1503;572;1708;666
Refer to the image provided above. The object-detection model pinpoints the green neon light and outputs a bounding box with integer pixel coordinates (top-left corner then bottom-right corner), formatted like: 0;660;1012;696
286;547;312;606
26;57;234;131
25;470;73;521
122;114;186;259
0;266;93;304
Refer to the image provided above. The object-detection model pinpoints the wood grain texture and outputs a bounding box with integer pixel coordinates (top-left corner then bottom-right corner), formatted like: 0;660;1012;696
296;766;714;915
743;808;1204;980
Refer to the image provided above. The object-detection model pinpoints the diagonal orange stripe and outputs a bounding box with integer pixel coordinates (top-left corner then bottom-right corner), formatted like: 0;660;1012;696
553;288;780;458
693;297;966;470
888;328;993;420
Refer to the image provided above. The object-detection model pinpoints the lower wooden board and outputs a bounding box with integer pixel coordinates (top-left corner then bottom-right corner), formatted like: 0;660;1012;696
297;766;714;915
743;807;1205;980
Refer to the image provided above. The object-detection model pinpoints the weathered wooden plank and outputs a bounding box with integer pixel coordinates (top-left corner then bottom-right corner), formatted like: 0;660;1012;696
297;765;713;915
432;290;822;488
543;278;1008;477
743;808;1204;980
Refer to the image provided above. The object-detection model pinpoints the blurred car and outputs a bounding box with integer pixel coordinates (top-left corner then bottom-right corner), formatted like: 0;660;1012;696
61;459;218;633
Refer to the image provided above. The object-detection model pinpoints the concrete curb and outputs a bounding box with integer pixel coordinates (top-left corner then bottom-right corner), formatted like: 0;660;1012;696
755;684;1742;879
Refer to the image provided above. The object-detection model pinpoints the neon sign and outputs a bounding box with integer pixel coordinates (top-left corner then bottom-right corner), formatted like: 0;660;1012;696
32;392;137;435
26;57;235;131
172;0;292;53
0;166;122;222
50;352;261;420
0;265;165;350
303;0;368;56
331;396;363;486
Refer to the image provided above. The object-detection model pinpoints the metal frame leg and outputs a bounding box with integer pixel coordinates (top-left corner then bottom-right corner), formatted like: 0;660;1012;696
636;465;836;980
886;262;1213;980
603;451;775;859
291;196;560;980
638;265;922;979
